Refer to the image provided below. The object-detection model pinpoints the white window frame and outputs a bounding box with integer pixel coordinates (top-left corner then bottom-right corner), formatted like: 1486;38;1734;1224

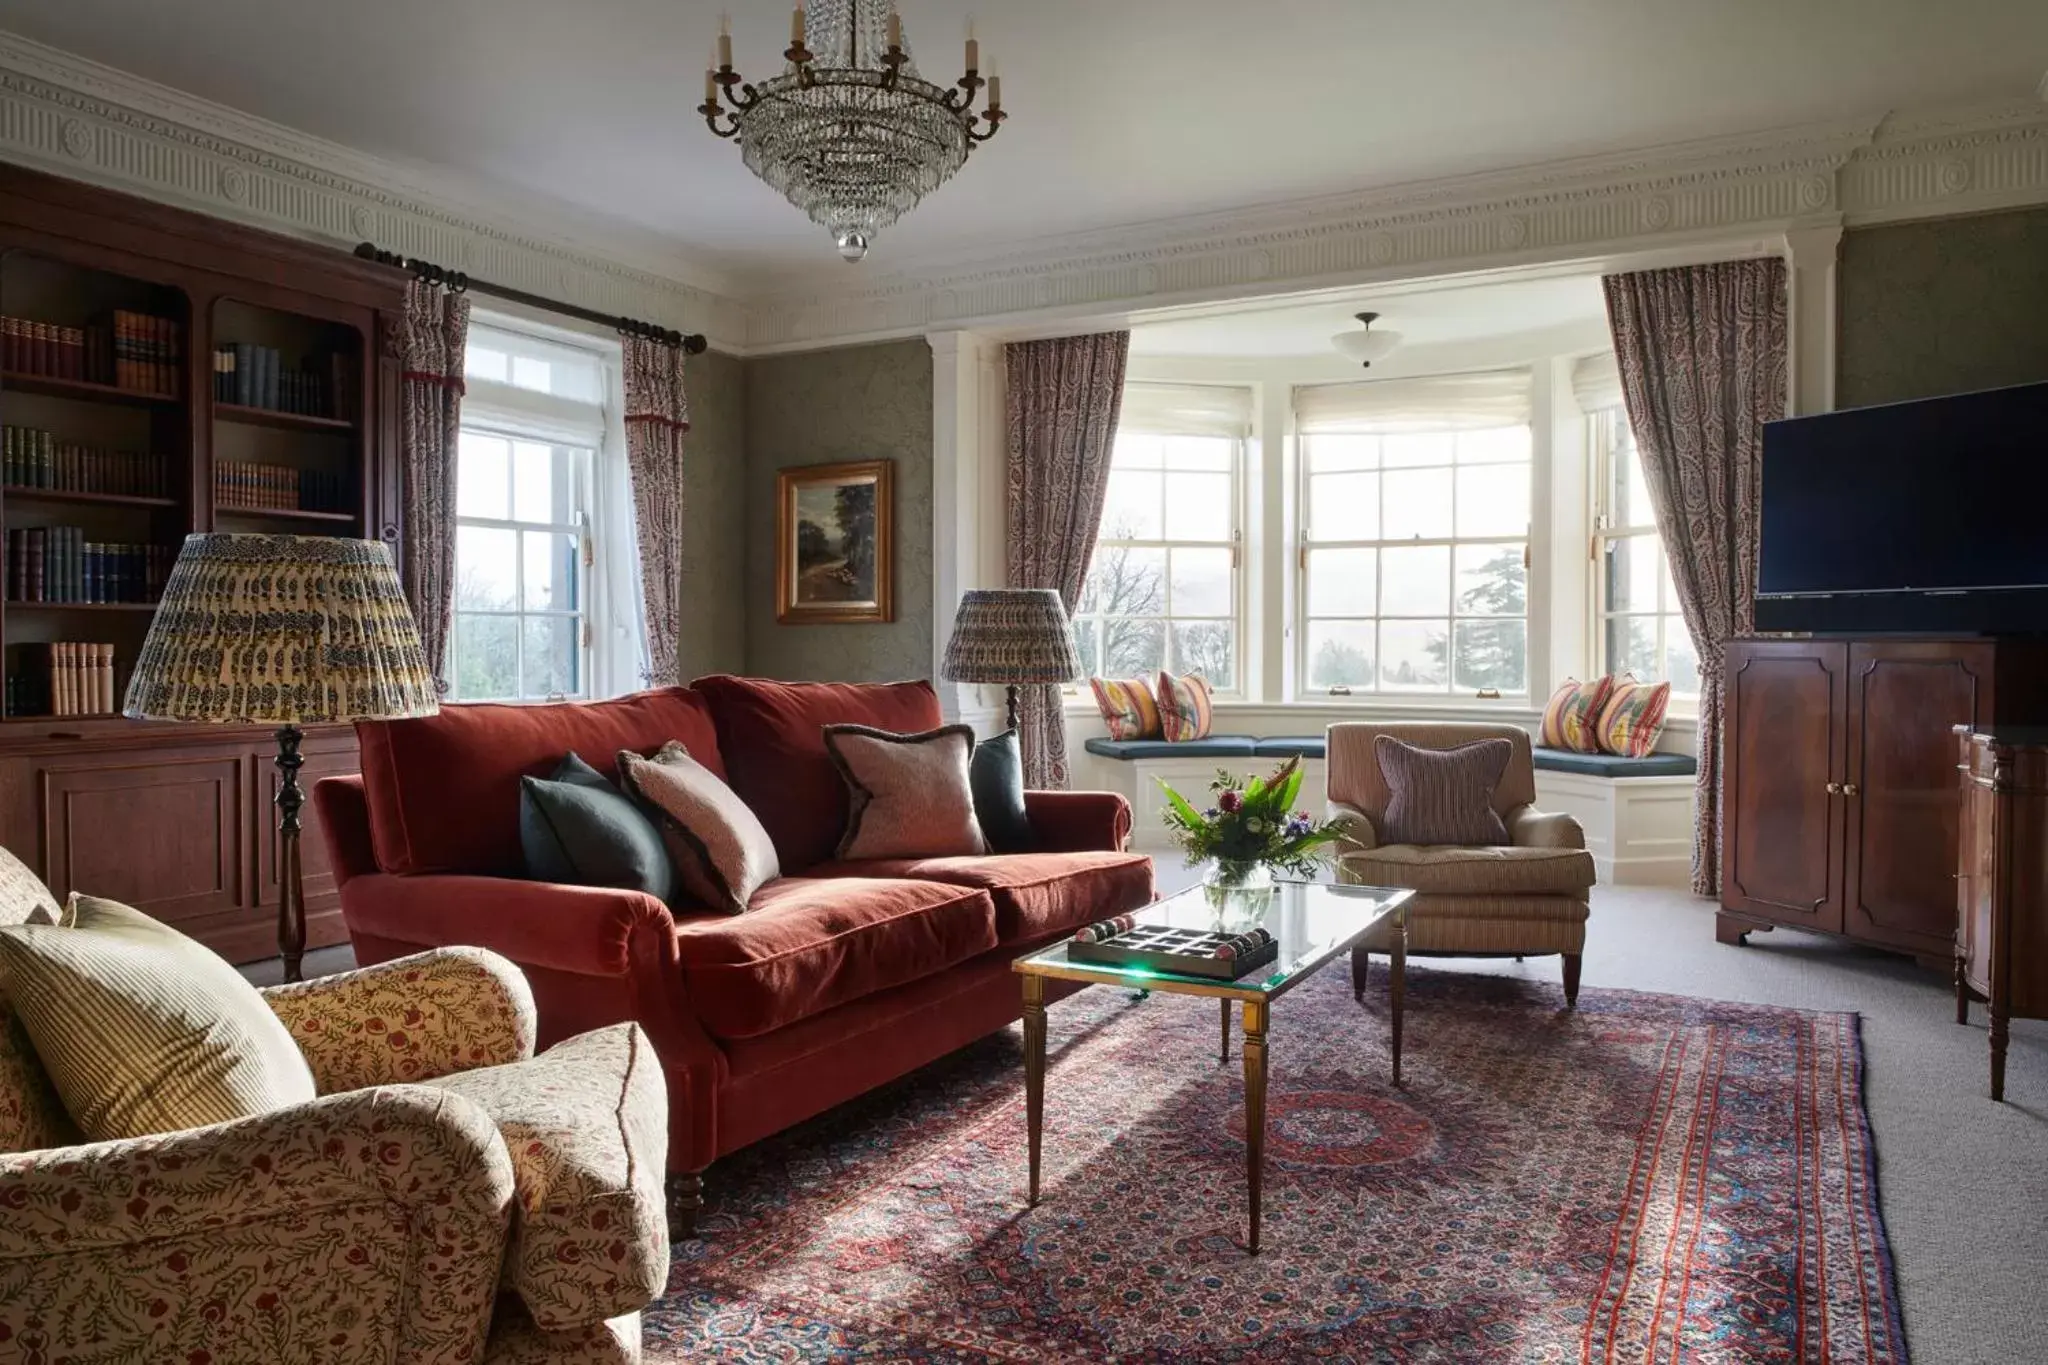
1588;405;1699;705
448;314;643;702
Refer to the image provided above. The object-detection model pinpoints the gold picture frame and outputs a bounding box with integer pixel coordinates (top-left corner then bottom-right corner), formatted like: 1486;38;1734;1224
775;459;895;624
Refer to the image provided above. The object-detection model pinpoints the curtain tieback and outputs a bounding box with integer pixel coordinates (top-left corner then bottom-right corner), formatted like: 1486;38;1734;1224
402;370;468;392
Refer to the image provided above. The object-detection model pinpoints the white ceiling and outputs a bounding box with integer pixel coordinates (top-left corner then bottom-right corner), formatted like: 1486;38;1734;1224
4;1;2047;286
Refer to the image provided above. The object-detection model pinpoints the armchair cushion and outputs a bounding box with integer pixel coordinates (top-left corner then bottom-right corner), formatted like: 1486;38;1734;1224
263;946;538;1094
424;1023;669;1332
1375;735;1514;846
1340;843;1597;896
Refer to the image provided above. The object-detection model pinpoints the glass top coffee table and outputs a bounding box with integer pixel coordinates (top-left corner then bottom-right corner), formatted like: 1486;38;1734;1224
1014;879;1414;1254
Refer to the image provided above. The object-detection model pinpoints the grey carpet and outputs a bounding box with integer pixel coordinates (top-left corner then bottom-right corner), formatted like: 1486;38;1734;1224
251;878;2046;1364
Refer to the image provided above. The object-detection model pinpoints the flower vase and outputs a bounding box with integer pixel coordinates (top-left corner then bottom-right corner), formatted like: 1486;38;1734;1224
1204;860;1276;894
1203;860;1276;931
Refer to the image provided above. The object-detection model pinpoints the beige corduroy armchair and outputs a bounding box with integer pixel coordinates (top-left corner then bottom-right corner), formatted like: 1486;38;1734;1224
1325;722;1596;1006
0;845;667;1365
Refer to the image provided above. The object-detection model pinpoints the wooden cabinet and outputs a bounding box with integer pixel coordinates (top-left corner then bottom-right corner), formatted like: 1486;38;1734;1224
1720;637;2048;961
1954;727;2048;1100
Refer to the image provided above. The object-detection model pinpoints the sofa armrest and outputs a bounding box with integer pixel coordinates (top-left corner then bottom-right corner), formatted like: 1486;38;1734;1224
1506;804;1586;850
0;1086;513;1360
1025;789;1133;852
1326;799;1380;853
312;773;379;888
263;946;537;1093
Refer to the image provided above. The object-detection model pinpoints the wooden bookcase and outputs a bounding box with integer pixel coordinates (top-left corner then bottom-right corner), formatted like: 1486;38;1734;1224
0;162;406;962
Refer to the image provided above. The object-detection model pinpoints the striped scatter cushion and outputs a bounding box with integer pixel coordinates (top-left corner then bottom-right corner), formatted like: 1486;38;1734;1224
1598;677;1672;758
1155;671;1216;743
1089;676;1162;741
1373;736;1514;847
1538;676;1616;754
0;895;316;1142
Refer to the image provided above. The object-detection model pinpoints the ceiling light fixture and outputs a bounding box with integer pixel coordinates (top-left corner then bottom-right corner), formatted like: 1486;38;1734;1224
698;2;1007;263
1332;311;1402;368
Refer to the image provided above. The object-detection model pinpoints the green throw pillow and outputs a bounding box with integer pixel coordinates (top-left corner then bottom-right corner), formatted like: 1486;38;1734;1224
520;752;677;903
971;729;1037;854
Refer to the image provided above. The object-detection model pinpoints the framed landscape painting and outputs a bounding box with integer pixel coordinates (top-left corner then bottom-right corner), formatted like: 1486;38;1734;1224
775;459;895;624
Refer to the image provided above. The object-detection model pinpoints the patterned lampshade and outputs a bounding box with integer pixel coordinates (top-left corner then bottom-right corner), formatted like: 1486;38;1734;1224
123;534;440;725
941;588;1082;685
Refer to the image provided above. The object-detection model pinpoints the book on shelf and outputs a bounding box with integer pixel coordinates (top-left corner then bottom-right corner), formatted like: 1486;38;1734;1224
6;642;116;718
213;342;353;419
214;459;348;514
4;528;166;604
2;423;168;496
0;310;181;395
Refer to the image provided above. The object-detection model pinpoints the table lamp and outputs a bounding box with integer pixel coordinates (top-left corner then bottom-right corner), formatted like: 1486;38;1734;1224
940;588;1083;732
124;534;438;980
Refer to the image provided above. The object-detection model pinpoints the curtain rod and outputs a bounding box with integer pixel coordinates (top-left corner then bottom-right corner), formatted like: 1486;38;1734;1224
352;243;708;354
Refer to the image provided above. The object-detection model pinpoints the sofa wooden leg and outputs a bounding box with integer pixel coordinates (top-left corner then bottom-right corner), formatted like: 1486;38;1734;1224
1351;946;1370;1002
671;1171;704;1238
1562;954;1582;1009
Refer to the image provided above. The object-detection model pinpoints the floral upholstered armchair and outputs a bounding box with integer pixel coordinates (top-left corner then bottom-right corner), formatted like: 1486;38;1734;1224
0;846;667;1365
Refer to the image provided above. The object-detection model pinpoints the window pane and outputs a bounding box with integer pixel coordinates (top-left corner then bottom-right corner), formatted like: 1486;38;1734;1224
1379;620;1448;691
1112;433;1164;469
465;347;509;385
522;531;580;612
1171;621;1235;690
1453;619;1527;693
1605;615;1659;681
1307;622;1375;690
1307;547;1376;616
522;616;580;698
1455;543;1526;615
1162;436;1232;471
1169;547;1233;616
454;615;518;700
1381;433;1454;468
1381;467;1454;539
455;525;517;610
1163;472;1231;541
1084;546;1164;617
511;356;552;393
1073;618;1101;679
1102;618;1165;678
1380;544;1451;616
1609;424;1657;528
1455;463;1529;537
1604;533;1662;613
457;433;510;520
1307;472;1378;541
1664;619;1701;697
1307;435;1377;472
1101;470;1162;540
1659;555;1682;616
1458;426;1532;464
513;441;575;523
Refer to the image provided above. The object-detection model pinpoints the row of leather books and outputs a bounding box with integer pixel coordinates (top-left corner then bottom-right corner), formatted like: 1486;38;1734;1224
3;642;116;718
212;344;354;419
214;460;350;513
6;529;170;604
2;424;171;497
0;310;183;396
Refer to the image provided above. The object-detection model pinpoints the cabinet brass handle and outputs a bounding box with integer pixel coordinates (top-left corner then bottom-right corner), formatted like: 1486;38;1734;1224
1826;782;1842;795
1843;783;1859;796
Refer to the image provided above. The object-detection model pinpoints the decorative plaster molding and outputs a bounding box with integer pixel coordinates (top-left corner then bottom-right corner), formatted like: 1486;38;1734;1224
0;31;752;350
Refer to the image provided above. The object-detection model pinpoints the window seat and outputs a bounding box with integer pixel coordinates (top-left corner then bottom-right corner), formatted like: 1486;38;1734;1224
1084;735;1695;778
1530;748;1696;778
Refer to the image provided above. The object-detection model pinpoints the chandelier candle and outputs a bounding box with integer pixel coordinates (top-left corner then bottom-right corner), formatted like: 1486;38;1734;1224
700;0;1007;262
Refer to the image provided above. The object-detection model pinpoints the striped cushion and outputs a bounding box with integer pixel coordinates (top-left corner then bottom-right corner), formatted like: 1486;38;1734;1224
0;895;316;1142
1597;678;1673;758
1155;671;1215;742
1088;676;1162;741
1538;676;1615;754
1373;736;1514;847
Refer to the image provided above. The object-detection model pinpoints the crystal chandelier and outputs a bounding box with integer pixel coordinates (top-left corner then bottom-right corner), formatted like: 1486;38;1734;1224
699;2;1006;262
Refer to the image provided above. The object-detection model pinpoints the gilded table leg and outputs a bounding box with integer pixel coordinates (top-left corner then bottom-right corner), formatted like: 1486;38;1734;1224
1389;914;1408;1088
1219;997;1232;1063
1023;975;1047;1204
1241;998;1269;1255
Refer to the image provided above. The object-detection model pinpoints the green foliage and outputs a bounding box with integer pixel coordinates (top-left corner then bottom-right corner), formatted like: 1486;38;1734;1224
1155;757;1344;877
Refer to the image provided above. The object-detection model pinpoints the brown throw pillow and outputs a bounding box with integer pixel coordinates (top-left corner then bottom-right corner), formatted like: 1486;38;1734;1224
824;724;988;861
1374;736;1514;846
619;742;781;915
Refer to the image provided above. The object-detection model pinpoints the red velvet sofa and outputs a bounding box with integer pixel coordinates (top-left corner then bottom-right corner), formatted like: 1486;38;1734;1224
313;675;1152;1220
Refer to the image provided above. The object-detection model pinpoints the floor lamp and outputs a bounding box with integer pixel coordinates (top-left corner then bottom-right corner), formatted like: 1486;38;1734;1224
124;534;438;981
940;588;1083;733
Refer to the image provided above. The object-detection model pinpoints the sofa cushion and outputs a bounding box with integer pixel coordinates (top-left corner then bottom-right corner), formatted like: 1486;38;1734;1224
1340;843;1597;896
619;742;780;916
812;852;1155;945
520;753;676;904
970;730;1036;854
672;876;998;1040
423;1022;668;1332
825;724;987;861
360;688;725;876
690;675;944;871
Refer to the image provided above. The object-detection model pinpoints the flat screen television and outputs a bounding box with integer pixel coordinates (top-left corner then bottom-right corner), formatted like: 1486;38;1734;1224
1756;380;2048;634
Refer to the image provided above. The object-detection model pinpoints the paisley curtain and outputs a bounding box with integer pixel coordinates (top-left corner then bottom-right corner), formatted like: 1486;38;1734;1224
1603;258;1788;896
621;334;690;688
1003;331;1131;788
397;279;470;692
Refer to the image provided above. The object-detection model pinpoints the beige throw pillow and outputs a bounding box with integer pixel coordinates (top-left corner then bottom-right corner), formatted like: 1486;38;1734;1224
824;724;989;861
0;894;317;1141
619;742;781;915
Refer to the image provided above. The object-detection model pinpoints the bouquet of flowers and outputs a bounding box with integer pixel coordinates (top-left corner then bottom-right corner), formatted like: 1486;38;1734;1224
1156;757;1345;883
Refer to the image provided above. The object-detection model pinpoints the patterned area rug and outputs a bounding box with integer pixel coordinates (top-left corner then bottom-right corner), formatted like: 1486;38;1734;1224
647;968;1906;1362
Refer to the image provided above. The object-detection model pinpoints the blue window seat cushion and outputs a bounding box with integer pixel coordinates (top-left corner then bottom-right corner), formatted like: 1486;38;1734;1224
1083;735;1260;760
1532;747;1696;778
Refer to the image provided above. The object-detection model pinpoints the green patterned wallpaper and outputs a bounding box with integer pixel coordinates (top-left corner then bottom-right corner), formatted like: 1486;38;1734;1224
677;348;749;679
